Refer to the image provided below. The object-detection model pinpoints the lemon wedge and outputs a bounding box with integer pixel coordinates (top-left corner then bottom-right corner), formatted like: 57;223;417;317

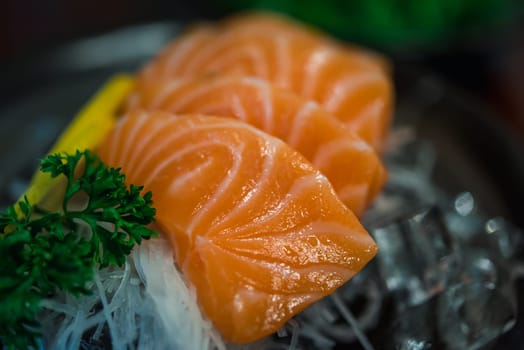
19;74;134;214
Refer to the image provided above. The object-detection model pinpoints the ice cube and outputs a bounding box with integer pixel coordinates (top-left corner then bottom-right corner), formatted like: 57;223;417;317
371;207;457;308
436;250;517;350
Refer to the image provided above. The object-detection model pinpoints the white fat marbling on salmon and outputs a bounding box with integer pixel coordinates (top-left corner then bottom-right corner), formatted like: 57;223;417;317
231;93;249;121
134;19;392;153
287;100;318;147
302;48;336;98
168;158;214;194
185;139;244;236
149;80;186;109
243;78;274;132
163;80;226;112
163;29;213;77
323;71;385;112
351;99;386;150
221;172;329;238
179;31;266;77
213;140;277;231
210;45;269;77
132;118;248;181
224;220;374;253
313;138;371;168
122;115;174;174
208;247;358;299
179;34;223;75
118;111;148;167
96;111;378;343
126;76;386;215
105;114;129;165
210;241;356;287
350;99;385;130
125;91;141;110
138;28;211;85
141;140;226;189
129;118;202;180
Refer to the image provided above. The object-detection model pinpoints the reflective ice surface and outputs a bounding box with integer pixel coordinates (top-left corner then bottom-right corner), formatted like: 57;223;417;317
254;132;523;350
363;134;523;350
5;127;522;350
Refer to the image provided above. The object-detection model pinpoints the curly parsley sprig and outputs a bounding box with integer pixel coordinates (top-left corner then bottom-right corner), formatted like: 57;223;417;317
0;150;157;349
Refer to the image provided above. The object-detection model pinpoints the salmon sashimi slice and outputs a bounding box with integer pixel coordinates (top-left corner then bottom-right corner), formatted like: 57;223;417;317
126;76;386;216
95;111;378;343
218;12;391;72
134;15;393;151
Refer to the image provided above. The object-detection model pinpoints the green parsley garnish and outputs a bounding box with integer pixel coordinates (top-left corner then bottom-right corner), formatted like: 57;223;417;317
0;150;157;349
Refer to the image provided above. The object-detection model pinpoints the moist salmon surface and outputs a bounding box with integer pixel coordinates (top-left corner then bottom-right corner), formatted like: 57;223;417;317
95;111;378;343
126;75;386;216
133;13;393;151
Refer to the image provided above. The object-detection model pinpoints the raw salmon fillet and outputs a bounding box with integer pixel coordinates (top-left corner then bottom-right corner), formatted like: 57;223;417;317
218;12;390;72
95;111;378;343
126;76;386;216
134;13;393;151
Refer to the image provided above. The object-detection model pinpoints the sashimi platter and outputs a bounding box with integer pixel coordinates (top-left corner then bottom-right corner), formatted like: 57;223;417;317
1;12;523;350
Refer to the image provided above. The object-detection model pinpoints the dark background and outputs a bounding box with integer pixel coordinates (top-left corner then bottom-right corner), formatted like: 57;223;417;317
2;0;524;138
1;2;524;349
0;1;217;62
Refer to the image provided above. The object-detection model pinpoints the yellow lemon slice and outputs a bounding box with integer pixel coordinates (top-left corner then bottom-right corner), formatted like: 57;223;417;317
19;74;134;215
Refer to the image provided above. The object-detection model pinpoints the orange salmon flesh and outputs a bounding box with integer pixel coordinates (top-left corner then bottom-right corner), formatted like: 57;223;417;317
126;75;386;216
134;12;393;152
95;111;378;343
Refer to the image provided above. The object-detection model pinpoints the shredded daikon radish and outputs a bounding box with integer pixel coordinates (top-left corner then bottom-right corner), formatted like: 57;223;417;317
38;236;223;350
134;237;225;350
